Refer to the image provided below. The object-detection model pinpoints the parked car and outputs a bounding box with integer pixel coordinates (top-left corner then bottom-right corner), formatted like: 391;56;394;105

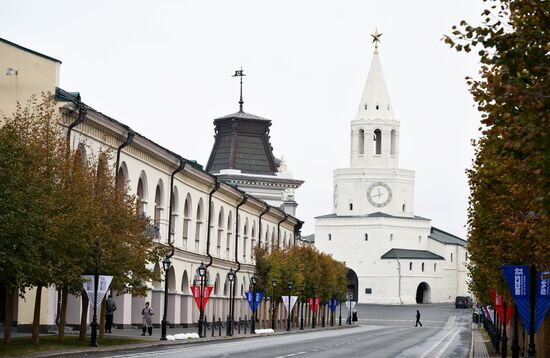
455;296;473;309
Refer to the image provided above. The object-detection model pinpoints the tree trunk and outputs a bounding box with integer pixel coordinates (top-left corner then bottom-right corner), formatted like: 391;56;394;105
79;291;89;342
99;297;106;339
3;287;13;344
32;285;42;345
57;288;68;344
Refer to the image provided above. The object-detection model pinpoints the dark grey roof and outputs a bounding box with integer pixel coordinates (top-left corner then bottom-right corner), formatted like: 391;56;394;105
1;37;61;63
315;212;430;221
206;111;278;175
381;249;445;260
429;227;467;246
214;111;270;121
301;234;315;243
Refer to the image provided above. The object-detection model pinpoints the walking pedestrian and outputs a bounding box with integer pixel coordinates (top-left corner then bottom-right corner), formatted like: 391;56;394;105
415;310;422;327
352;309;358;325
141;302;154;336
105;295;117;333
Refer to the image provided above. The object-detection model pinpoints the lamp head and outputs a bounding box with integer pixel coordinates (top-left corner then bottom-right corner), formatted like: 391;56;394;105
227;268;235;282
162;256;172;271
287;280;293;290
272;278;278;287
197;262;206;278
251;273;258;286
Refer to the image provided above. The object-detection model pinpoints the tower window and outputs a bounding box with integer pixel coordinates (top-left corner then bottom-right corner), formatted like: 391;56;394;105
402;204;406;212
434;263;437;271
390;233;393;241
418;235;422;243
451;253;453;262
364;233;368;241
387;104;390;110
409;262;413;270
349;203;353;211
364;104;367;110
376;104;379;110
421;263;425;272
391;129;396;155
358;129;365;155
374;129;382;155
328;234;332;241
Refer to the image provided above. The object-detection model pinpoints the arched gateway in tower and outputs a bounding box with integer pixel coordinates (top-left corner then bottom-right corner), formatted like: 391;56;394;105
313;30;469;305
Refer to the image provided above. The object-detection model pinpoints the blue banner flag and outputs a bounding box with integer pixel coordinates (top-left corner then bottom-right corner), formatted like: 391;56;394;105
328;299;339;312
501;265;531;333
245;291;263;312
536;271;550;334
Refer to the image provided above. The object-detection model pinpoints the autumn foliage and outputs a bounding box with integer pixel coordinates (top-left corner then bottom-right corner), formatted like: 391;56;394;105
255;245;348;301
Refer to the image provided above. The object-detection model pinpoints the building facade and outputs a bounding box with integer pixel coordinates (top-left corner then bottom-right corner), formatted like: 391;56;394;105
314;37;469;305
0;37;303;331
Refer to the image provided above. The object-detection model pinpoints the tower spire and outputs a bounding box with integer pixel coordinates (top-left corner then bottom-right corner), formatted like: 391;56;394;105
371;29;382;53
232;67;246;112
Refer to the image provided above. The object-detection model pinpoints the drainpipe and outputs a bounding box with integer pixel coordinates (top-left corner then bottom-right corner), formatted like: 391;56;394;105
115;130;135;180
258;205;270;247
396;255;402;305
205;178;220;270
166;157;186;257
234;195;247;275
277;213;288;247
66;103;87;151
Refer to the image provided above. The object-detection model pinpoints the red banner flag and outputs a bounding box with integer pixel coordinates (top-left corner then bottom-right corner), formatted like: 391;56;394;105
192;286;213;310
489;289;514;325
307;297;321;313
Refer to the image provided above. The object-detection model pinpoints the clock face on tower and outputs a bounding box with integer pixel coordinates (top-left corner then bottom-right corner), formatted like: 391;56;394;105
367;182;392;208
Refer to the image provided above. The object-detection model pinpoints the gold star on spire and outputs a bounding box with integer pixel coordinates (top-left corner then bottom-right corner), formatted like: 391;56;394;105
371;29;382;50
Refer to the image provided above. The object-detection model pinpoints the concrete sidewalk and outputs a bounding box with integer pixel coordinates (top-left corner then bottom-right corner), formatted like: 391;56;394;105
470;324;490;358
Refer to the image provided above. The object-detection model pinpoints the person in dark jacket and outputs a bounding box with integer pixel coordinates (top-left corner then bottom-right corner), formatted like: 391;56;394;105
142;302;154;336
352;309;358;325
415;310;422;327
105;295;117;333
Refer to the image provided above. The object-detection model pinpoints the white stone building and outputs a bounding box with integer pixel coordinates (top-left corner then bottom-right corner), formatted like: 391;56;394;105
314;36;469;305
0;37;304;331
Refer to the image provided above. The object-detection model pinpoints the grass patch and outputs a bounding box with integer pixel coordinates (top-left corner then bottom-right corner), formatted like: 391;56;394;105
0;335;147;357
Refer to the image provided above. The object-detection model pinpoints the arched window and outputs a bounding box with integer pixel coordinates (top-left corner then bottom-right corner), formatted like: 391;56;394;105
390;129;396;155
409;262;413;271
374;129;382;155
421;263;425;272
75;143;87;167
181;270;189;293
217;207;225;257
136;172;148;216
434;263;437;271
251;222;256;258
116;161;129;191
195;198;204;253
243;219;249;260
209;203;215;254
390;233;393;241
154;180;164;236
358;129;365;155
169;186;179;244
226;212;233;259
182;194;192;249
418;235;422;243
402;204;406;212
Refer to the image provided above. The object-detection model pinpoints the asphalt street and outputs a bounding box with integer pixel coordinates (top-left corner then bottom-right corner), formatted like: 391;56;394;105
83;303;472;358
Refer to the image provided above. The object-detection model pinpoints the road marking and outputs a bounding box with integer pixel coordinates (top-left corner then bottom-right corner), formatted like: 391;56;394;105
435;327;462;357
273;352;307;358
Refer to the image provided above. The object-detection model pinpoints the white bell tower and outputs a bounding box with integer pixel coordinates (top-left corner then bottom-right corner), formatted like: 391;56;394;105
334;31;416;218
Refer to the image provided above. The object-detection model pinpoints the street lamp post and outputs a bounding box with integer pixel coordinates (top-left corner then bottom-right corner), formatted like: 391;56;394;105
287;281;293;331
511;307;520;358
300;283;305;330
226;269;235;336
330;294;335;326
197;262;206;338
312;285;317;329
160;256;172;340
321;288;327;328
251;273;258;334
338;293;342;326
527;262;536;358
347;288;353;325
271;279;278;330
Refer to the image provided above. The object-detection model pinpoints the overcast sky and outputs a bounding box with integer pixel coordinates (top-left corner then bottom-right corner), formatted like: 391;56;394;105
1;0;486;238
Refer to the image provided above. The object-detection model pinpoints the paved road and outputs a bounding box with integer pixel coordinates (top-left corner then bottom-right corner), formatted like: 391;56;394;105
84;303;472;358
